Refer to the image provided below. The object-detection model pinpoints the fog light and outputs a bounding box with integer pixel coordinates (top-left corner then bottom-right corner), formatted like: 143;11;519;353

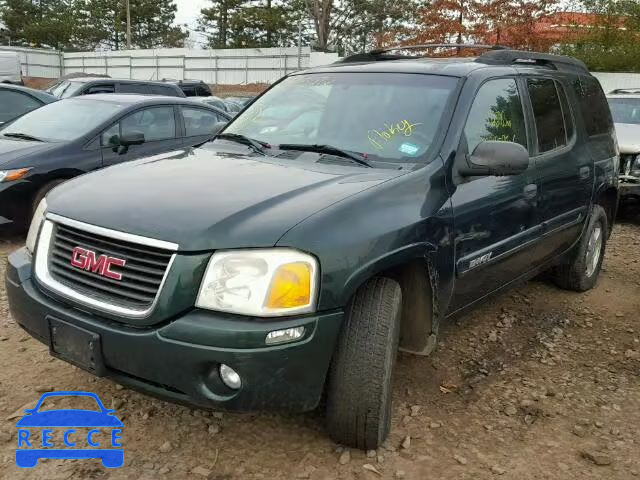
265;326;305;345
219;364;241;389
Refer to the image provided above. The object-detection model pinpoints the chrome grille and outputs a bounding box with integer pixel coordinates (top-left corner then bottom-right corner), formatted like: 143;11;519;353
48;223;173;310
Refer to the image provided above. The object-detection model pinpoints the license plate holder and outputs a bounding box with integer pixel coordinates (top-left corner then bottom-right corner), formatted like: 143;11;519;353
48;317;105;376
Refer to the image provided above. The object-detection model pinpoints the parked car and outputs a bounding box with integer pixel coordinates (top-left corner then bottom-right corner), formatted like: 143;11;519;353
0;94;230;229
162;79;213;97
607;90;640;201
226;95;256;106
48;78;185;99
223;100;243;114
0;51;23;85
6;47;619;450
0;83;57;126
190;95;229;112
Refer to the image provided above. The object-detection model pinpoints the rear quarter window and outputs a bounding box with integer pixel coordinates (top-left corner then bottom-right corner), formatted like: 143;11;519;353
572;76;614;137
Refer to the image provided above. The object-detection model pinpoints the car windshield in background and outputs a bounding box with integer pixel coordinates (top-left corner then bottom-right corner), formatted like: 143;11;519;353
223;73;457;162
608;98;640;125
1;99;123;142
50;80;86;99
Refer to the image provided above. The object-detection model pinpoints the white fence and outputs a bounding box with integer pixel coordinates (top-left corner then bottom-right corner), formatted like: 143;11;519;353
0;45;339;84
0;45;62;78
592;72;640;93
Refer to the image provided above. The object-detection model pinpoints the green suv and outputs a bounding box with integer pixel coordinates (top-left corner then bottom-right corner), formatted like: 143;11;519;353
6;47;619;450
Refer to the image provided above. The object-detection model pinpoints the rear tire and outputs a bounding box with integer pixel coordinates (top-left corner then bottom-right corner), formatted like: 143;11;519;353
325;277;402;450
553;205;608;292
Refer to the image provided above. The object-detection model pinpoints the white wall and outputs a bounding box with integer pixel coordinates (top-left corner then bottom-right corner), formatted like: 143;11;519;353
0;45;62;78
593;72;640;93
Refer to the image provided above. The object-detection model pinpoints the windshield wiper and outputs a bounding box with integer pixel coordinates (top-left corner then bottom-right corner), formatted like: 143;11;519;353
3;132;44;142
278;144;373;168
216;133;269;155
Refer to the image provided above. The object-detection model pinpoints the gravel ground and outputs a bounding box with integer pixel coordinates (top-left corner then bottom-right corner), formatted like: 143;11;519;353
0;209;638;480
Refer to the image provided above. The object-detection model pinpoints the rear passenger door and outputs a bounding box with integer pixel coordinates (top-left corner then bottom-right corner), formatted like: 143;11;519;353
523;76;593;262
100;106;182;166
180;106;225;147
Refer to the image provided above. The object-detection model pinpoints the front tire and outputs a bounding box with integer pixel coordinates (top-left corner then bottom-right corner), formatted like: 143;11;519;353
325;277;402;450
553;205;609;292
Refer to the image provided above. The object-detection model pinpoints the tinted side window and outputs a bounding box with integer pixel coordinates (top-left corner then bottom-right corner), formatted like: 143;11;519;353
195;85;211;96
181;86;196;97
464;78;527;153
573;76;613;137
85;84;115;95
182;107;221;136
0;90;41;122
120;107;176;141
527;78;566;153
149;85;176;96
558;83;575;141
119;83;150;95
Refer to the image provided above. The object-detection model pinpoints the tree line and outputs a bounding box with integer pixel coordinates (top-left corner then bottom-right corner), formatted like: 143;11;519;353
1;0;639;71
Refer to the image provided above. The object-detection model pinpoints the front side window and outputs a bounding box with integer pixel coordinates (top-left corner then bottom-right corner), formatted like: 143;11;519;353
464;78;527;154
608;98;640;125
0;90;41;122
183;107;221;136
120;107;176;141
527;78;566;153
223;73;458;162
0;98;123;142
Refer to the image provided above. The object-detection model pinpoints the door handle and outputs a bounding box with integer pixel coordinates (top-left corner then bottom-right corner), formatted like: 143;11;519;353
523;184;538;200
579;166;591;180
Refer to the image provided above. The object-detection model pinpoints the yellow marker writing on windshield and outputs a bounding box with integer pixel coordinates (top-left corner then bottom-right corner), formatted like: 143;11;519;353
368;120;423;149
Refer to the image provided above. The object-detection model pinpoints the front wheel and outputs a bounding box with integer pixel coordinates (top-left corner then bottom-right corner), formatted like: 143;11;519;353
553;205;609;292
325;277;402;450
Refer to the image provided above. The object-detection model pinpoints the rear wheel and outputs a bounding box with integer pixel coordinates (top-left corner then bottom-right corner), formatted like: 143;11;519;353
553;205;608;292
325;277;402;450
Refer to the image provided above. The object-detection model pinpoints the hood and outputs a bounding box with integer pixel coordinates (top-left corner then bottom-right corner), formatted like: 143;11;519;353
48;148;404;251
615;123;640;154
0;138;59;168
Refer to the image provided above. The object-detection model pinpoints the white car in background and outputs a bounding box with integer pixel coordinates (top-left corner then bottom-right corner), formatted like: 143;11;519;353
607;89;640;202
0;51;23;85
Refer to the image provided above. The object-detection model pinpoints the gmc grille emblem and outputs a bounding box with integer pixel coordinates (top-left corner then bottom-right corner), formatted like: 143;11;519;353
70;247;126;281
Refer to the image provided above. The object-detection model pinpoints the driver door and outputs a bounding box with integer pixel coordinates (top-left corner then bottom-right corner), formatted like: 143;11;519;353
100;106;182;167
448;77;542;313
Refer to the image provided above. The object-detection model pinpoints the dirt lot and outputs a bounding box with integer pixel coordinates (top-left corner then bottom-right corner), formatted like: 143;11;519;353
0;208;638;480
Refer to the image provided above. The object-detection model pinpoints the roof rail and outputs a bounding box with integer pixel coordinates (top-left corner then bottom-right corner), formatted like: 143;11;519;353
476;49;589;72
337;43;508;63
609;88;640;94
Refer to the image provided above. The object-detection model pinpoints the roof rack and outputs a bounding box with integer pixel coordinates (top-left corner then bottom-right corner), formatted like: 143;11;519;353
476;49;588;72
609;88;640;94
337;43;508;63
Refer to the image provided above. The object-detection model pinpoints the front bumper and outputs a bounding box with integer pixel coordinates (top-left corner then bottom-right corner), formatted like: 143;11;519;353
6;248;343;412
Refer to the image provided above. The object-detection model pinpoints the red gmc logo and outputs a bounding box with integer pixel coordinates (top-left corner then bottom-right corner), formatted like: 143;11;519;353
70;247;126;281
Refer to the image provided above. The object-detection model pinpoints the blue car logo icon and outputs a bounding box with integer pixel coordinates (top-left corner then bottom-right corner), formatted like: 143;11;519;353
15;391;123;468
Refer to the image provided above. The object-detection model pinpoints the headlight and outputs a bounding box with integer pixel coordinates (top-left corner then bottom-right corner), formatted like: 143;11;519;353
196;248;319;317
26;199;47;253
0;168;31;183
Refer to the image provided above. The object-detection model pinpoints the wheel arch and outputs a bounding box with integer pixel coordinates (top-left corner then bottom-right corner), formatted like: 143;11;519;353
341;243;440;356
594;185;619;235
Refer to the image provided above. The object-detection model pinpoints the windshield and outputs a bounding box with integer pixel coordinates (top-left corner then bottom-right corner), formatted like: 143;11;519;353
50;80;85;99
1;98;124;142
608;98;640;125
223;73;457;162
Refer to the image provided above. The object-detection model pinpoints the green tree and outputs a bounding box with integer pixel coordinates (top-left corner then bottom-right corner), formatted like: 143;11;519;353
0;0;77;49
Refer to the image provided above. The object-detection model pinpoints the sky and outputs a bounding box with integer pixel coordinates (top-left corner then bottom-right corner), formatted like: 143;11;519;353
175;0;210;27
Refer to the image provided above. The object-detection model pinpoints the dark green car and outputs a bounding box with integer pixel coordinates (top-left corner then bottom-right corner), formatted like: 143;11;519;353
6;47;619;450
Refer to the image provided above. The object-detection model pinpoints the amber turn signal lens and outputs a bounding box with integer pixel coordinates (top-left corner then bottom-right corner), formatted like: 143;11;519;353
265;262;312;309
4;168;31;182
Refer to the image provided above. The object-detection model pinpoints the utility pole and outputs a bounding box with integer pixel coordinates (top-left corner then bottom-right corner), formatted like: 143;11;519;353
126;0;132;49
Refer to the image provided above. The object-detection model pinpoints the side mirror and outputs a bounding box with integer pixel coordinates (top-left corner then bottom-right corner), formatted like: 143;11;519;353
211;121;228;138
115;133;145;155
120;133;145;146
461;140;529;177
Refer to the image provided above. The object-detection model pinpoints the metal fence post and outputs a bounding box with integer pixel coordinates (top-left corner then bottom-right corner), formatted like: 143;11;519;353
245;55;249;84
